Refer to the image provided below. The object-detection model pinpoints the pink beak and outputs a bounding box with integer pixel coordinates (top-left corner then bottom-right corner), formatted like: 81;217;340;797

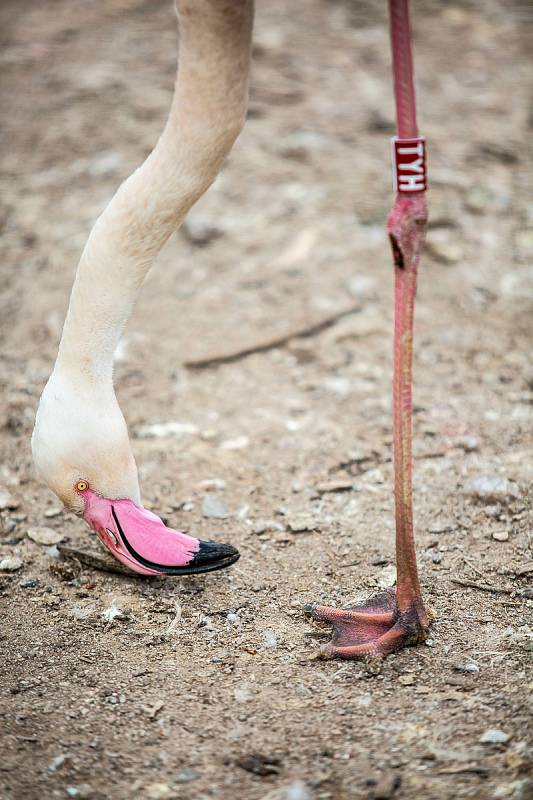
79;488;239;576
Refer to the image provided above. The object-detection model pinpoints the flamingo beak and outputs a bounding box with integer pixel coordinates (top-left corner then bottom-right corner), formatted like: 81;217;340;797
78;488;239;577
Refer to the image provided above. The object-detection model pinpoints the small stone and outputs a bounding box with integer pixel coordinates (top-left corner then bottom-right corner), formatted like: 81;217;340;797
196;478;226;491
515;228;533;257
428;521;455;534
201;494;229;519
234;685;252;704
263;629;278;649
484;505;501;518
480;728;511;745
44;594;61;607
144;700;164;719
0;487;19;510
182;216;222;247
454;663;480;674
19;577;39;588
48;753;67;772
251;519;284;535
283;781;313;800
426;232;464;264
287;514;318;533
465;476;521;504
0;556;23;571
493;530;509;542
174;769;198;785
493;780;532;800
456;435;479;452
27;526;63;545
376;564;397;589
220;436;249;450
87;150;122;177
371;771;401;799
137;421;198;439
505;625;533;652
399;674;415;686
102;605;127;622
236;753;281;776
44;507;62;518
144;782;173;800
464;185;494;214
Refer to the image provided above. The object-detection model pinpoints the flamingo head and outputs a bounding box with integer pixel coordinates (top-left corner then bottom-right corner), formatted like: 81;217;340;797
31;370;239;576
75;481;239;576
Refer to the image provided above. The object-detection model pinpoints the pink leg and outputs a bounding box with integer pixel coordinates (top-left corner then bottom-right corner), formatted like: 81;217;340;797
304;0;431;660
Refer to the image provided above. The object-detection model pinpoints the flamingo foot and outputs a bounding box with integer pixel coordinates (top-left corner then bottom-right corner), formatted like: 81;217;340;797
304;588;430;660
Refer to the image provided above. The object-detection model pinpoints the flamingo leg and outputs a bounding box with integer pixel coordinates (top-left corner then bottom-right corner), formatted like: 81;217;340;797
305;0;431;659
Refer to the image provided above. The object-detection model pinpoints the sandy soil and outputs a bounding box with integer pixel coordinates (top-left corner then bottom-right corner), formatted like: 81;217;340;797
1;1;532;799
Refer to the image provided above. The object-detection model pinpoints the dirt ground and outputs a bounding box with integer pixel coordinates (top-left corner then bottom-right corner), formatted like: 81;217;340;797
1;1;532;799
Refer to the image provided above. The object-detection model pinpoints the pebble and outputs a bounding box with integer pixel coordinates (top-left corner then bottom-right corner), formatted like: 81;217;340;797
287;514;318;533
220;436;249;450
425;232;464;264
201;494;229;519
376;564;397;589
480;728;511;745
0;486;19;510
455;663;480;674
492;530;509;542
19;577;38;588
515;228;533;258
263;629;278;649
102;605;127;622
234;684;252;704
371;772;401;799
500;266;533;301
399;674;415;686
175;769;198;785
0;556;23;571
196;478;226;491
144;782;173;800
48;753;67;772
428;521;455;534
182;216;222;247
137;421;198;439
44;507;62;518
27;526;63;545
456;435;479;452
282;782;313;800
465;476;521;504
251;519;284;535
464;185;494;214
493;780;533;800
505;625;533;652
44;594;61;607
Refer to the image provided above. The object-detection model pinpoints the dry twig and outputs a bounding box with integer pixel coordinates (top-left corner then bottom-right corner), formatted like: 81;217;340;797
184;304;361;369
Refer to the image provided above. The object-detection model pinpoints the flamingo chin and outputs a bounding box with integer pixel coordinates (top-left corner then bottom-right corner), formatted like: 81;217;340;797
79;487;239;577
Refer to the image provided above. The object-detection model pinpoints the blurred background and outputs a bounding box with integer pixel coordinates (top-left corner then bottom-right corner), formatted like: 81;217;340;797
1;2;532;799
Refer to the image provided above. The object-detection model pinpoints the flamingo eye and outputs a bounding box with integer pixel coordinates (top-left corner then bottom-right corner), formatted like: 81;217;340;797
76;480;89;492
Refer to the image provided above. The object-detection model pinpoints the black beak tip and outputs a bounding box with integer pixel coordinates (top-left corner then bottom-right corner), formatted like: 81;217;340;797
187;539;240;574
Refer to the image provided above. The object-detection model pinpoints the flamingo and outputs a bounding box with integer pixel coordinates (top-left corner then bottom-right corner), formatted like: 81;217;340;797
31;0;254;576
32;0;430;657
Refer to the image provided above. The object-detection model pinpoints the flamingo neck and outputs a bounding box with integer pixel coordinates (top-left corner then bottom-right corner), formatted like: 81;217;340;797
55;0;253;383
